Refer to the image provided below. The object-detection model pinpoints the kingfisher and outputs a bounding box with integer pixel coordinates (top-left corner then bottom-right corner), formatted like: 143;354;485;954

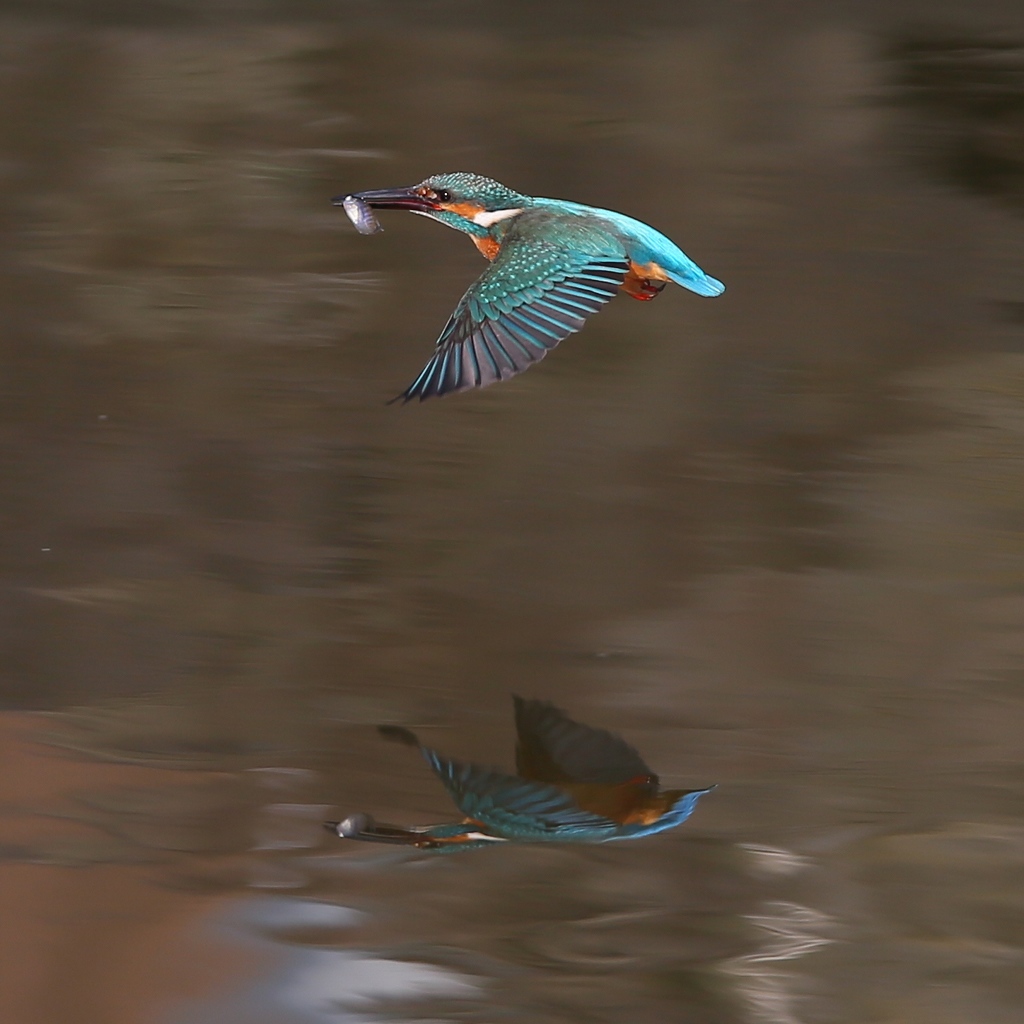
325;695;714;853
333;172;725;402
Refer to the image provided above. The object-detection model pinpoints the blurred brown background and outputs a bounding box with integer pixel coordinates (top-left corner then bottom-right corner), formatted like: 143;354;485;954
1;2;1023;1022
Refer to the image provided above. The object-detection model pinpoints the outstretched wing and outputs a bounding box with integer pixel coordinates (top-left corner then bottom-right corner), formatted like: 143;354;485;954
514;696;657;787
393;235;630;402
420;747;619;837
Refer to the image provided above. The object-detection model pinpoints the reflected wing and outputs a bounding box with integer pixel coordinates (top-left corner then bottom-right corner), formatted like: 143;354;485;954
421;747;619;837
393;236;629;402
514;696;657;787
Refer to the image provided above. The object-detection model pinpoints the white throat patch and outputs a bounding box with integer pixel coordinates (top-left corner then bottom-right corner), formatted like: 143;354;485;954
471;207;523;228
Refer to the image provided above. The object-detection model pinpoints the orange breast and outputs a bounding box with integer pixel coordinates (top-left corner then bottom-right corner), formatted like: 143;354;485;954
435;199;500;260
472;234;501;261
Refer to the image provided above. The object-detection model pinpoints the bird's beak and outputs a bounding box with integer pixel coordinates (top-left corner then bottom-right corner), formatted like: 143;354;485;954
331;186;440;212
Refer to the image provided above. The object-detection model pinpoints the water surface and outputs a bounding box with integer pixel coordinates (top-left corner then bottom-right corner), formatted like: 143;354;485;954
1;4;1024;1023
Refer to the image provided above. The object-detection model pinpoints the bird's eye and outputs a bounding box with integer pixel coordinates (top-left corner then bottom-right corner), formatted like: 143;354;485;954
435;189;452;203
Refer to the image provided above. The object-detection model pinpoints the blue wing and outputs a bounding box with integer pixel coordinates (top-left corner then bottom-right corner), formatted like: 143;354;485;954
393;236;630;402
531;198;726;297
420;747;619;838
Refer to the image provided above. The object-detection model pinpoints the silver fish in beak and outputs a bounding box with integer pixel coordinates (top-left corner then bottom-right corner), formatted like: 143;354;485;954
338;194;382;235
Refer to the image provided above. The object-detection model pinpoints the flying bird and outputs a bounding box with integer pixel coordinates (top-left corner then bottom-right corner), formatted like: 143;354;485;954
333;173;725;402
326;695;714;853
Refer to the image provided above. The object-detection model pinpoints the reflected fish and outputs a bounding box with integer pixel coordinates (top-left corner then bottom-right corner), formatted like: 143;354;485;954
325;695;714;853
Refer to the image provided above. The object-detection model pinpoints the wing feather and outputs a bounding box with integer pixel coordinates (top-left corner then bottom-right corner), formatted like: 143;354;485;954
393;234;629;402
513;696;657;787
420;747;619;836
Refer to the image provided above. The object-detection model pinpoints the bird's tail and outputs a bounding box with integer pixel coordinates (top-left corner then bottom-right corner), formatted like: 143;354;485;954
670;269;725;297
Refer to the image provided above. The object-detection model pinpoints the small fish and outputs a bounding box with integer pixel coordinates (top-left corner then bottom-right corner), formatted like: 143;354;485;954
341;194;382;235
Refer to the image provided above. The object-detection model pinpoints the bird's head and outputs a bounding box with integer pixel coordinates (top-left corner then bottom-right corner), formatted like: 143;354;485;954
334;172;530;237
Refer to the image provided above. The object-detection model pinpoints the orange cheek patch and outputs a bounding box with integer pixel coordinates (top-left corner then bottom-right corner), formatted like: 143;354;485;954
441;200;486;220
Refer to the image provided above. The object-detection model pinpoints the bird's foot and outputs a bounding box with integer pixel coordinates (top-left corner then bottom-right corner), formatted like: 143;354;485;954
634;279;667;301
622;275;667;301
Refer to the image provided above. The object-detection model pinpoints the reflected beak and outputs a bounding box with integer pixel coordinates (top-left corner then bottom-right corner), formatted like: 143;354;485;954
324;813;429;846
330;186;440;212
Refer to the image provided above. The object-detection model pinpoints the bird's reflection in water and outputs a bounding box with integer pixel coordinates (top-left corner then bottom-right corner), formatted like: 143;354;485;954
326;696;714;852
